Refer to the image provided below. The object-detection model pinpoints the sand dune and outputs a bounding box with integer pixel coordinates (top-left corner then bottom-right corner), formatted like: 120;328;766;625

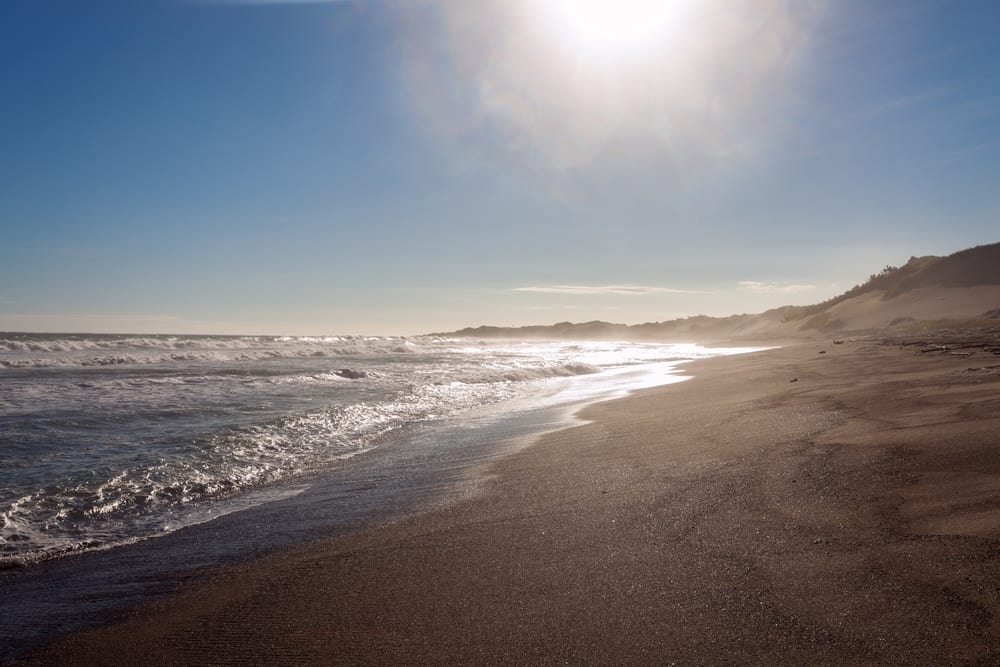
791;285;1000;334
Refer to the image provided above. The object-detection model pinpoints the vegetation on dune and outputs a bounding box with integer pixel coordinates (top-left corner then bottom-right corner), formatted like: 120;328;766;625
781;242;1000;322
888;243;1000;295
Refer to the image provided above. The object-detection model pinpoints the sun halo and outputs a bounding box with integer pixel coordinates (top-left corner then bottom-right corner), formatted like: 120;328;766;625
539;0;695;61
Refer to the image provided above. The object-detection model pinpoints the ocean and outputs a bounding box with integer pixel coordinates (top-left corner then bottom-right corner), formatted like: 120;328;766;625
0;332;757;568
0;332;757;656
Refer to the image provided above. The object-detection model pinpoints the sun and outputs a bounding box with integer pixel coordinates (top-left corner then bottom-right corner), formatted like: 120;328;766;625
417;0;814;168
539;0;695;60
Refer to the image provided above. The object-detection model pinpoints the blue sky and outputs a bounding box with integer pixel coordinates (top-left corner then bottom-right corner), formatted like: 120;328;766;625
2;0;999;335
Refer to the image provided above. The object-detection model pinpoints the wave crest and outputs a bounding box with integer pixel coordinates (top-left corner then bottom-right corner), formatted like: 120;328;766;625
0;335;426;368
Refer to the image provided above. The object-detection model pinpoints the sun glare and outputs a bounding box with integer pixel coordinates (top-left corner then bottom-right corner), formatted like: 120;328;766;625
420;0;815;168
540;0;694;59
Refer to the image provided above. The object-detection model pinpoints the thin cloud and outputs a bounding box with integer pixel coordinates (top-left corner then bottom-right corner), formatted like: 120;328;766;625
514;285;705;296
912;138;1000;169
518;305;581;311
739;281;816;294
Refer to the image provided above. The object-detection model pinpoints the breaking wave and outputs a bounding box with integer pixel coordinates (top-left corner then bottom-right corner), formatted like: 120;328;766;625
0;335;423;369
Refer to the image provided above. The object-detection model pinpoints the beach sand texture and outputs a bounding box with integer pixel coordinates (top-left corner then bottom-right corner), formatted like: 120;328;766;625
24;339;1000;665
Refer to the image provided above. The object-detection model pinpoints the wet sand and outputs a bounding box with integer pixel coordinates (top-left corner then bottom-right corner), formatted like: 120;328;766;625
24;339;1000;665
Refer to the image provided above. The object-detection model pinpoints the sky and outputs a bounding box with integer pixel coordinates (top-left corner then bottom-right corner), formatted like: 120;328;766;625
1;0;999;335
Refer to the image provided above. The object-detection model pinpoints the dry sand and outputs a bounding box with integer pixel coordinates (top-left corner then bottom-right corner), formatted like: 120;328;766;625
23;338;1000;665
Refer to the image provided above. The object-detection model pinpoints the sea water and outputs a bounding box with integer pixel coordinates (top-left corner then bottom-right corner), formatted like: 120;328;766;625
1;333;753;568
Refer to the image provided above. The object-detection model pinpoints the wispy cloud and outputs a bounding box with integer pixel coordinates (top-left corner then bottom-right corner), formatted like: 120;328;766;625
857;86;956;122
739;281;816;294
519;305;581;311
912;138;1000;169
514;285;705;296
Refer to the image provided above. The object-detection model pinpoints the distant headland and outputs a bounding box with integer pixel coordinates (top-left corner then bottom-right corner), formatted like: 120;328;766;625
433;242;1000;343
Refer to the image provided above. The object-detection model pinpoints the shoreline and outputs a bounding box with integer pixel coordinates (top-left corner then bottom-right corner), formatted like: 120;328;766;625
1;352;709;659
0;340;724;573
21;338;1000;664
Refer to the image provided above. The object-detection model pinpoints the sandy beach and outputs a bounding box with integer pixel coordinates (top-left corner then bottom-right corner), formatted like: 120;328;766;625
22;337;1000;665
7;0;1000;662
